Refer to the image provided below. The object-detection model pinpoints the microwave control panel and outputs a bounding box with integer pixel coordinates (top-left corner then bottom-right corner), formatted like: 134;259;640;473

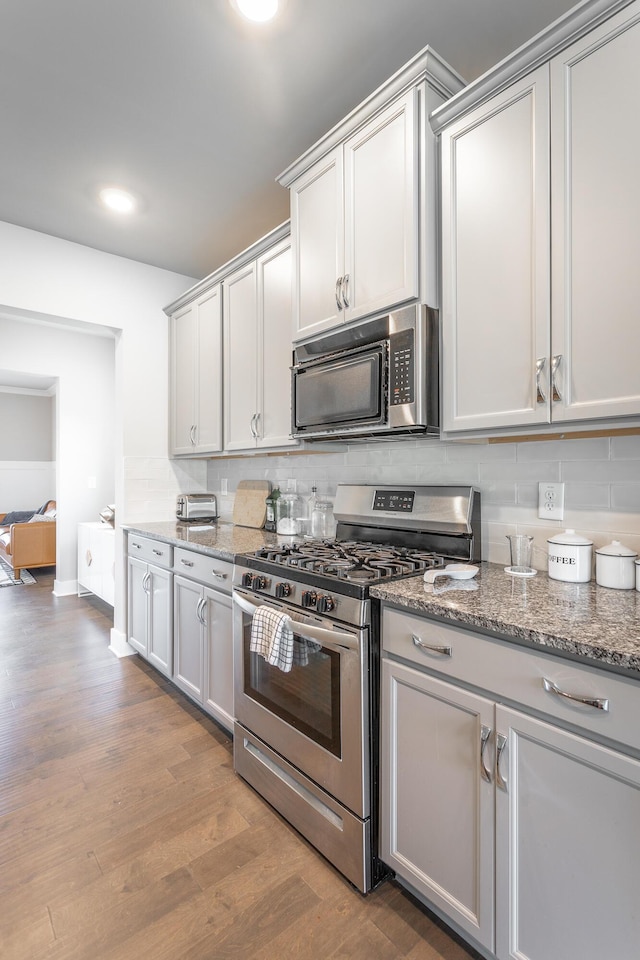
389;329;414;405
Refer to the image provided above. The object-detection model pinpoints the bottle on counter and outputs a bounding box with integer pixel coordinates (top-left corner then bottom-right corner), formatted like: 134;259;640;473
265;487;280;532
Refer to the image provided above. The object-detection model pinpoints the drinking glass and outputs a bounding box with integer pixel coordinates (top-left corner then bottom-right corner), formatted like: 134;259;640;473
505;534;536;577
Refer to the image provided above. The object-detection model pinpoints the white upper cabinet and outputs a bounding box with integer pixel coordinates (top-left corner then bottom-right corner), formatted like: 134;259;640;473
440;69;550;432
436;0;640;436
280;49;465;342
550;3;640;422
224;233;296;451
169;284;222;456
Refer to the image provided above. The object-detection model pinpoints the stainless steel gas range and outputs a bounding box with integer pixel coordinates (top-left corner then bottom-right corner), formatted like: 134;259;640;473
232;483;481;893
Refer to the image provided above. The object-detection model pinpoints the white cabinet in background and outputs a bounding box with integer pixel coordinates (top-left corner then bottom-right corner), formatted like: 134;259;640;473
437;0;640;435
127;535;173;677
280;51;464;342
223;235;295;451
169;283;222;456
173;549;233;731
77;522;115;605
380;606;640;960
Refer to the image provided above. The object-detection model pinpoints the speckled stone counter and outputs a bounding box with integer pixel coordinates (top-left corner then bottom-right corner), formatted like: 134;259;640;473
371;562;640;677
123;520;280;562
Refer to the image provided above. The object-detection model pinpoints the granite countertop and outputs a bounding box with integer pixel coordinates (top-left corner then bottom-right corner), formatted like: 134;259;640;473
371;563;640;677
123;520;279;562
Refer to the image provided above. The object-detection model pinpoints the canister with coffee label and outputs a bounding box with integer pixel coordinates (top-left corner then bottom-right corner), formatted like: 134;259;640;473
547;529;593;583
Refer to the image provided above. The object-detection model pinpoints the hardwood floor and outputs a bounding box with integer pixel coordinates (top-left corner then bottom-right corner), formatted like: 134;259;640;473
0;570;480;960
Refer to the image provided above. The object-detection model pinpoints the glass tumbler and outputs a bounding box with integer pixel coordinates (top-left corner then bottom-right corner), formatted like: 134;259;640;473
505;534;536;577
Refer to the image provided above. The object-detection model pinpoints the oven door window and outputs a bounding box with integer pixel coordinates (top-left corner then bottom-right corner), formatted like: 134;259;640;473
295;347;384;428
243;626;341;757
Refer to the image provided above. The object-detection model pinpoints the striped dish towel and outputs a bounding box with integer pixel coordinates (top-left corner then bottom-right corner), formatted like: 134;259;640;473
250;605;295;673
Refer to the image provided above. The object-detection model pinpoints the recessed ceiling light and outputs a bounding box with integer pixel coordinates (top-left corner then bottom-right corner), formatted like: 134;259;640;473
99;187;137;214
233;0;280;23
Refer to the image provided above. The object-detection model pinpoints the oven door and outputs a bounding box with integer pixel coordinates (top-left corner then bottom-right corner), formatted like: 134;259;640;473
292;341;387;438
233;587;369;818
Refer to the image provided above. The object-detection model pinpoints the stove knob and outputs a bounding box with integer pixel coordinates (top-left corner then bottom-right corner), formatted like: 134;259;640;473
252;575;268;590
316;595;335;614
241;572;254;588
275;582;292;599
301;590;317;608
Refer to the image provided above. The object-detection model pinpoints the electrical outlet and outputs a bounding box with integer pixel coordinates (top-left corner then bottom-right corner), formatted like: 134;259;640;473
538;481;564;520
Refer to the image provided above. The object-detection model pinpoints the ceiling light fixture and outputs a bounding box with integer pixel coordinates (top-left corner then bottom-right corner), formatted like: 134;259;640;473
233;0;279;23
99;186;137;214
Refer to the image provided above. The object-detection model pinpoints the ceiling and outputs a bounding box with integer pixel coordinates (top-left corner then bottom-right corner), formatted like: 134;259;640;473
1;0;578;281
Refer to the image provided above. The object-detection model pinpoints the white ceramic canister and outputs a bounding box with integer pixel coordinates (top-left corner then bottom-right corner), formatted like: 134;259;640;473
595;540;638;590
547;529;593;583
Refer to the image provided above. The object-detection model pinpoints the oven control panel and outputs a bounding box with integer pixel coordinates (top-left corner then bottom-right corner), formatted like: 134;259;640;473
234;564;368;628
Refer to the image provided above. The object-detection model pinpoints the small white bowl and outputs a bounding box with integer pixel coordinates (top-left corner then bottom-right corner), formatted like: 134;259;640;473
424;563;479;584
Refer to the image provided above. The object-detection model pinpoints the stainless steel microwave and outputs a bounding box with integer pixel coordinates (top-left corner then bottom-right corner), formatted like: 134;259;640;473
291;303;439;441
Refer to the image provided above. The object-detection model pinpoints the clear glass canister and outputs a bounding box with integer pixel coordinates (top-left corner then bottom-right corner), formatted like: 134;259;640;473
311;499;336;539
276;492;302;536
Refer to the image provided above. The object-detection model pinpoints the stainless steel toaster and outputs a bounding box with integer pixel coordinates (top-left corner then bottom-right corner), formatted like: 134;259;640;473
176;493;218;522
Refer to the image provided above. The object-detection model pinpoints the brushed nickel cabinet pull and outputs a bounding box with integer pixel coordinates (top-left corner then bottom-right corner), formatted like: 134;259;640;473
551;354;563;402
542;676;609;712
335;277;344;311
411;633;452;657
535;357;547;403
496;733;508;791
480;725;492;783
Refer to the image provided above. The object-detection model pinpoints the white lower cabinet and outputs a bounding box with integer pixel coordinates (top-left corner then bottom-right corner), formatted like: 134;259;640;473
381;660;495;951
381;608;640;960
127;556;173;677
78;521;115;605
495;706;640;960
173;550;234;731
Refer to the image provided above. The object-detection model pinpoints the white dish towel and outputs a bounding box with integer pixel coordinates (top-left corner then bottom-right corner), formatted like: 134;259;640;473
250;605;295;673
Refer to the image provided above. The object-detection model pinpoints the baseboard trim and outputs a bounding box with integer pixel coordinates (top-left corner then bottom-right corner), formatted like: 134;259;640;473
109;627;136;658
53;578;78;597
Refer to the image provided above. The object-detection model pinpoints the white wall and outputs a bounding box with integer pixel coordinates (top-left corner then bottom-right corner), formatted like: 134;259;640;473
0;391;56;509
205;434;640;571
0;220;198;649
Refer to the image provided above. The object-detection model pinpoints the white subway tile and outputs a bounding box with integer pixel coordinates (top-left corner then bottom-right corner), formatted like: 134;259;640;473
516;437;610;461
610;484;640;512
562;460;640;483
611;436;640;460
445;441;516;462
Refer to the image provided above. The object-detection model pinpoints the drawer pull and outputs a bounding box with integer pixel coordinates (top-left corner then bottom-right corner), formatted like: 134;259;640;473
542;677;609;712
132;542;142;550
152;548;163;557
480;725;492;783
180;559;194;567
496;733;508;791
412;633;452;658
213;570;228;580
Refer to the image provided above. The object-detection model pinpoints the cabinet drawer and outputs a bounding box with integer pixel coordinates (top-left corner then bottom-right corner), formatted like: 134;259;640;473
127;534;173;569
173;547;232;592
382;607;640;754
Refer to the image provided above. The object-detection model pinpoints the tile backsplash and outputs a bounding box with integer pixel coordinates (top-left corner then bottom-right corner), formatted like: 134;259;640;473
202;434;640;570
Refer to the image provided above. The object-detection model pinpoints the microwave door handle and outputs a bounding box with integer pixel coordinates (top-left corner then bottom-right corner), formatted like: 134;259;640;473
233;590;358;652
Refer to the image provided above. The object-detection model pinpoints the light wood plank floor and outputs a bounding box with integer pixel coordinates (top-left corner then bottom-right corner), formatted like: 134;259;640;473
0;570;480;960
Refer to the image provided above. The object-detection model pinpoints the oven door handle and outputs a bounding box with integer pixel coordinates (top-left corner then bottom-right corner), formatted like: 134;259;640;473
233;590;359;653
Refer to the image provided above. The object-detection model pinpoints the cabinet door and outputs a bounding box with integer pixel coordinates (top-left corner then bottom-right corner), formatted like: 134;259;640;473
495;705;640;960
380;658;495;952
194;284;223;453
223;262;258;450
441;68;550;432
173;576;203;702
202;587;234;730
344;89;419;324
127;556;149;656
257;237;296;449
147;565;172;678
169;302;197;455
291;146;344;340
550;3;640;422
